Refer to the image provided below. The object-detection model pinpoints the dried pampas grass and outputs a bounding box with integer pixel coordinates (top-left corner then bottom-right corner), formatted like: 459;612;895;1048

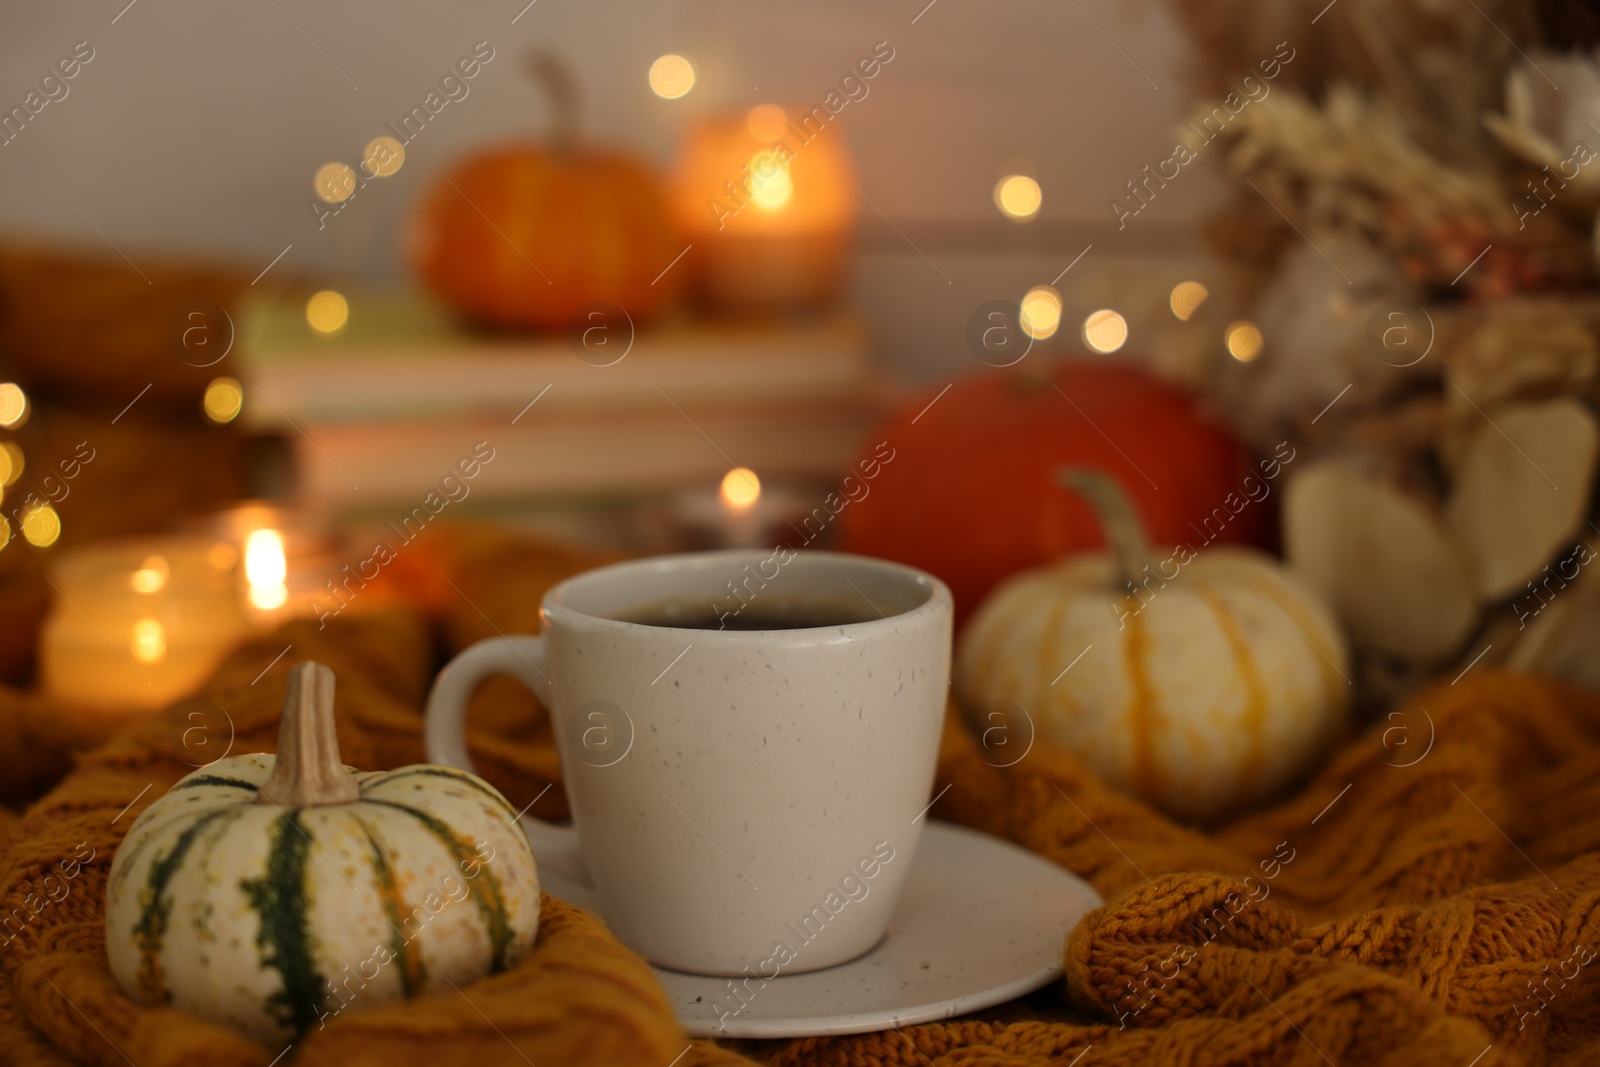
1167;0;1536;161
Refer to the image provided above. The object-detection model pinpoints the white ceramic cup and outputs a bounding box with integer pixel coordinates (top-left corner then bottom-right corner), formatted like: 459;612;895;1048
424;549;952;976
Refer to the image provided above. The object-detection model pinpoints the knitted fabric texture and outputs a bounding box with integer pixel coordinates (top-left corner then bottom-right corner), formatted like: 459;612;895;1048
0;530;1596;1067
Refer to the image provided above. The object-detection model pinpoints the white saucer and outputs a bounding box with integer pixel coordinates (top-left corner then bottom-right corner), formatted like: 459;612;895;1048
536;821;1102;1039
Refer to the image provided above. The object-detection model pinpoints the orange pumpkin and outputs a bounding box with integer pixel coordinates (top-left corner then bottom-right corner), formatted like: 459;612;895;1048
838;361;1273;628
409;57;683;331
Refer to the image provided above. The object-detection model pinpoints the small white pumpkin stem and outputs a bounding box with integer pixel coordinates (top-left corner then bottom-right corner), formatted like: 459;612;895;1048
257;661;361;808
1059;467;1155;590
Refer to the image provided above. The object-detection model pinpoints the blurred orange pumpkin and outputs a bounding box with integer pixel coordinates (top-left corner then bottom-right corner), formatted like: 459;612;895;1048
410;56;683;331
838;361;1274;628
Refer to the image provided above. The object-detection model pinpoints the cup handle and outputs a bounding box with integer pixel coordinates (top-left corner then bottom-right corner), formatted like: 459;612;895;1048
424;635;590;886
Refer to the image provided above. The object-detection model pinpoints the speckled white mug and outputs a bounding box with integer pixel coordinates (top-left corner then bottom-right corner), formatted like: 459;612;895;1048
425;549;952;976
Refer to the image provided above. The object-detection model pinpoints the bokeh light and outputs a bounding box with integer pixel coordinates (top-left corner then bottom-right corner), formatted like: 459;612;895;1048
720;468;761;509
1019;285;1062;341
748;151;793;211
203;377;244;424
21;503;60;548
746;104;789;141
0;442;21;487
314;162;357;203
0;384;28;428
1082;309;1129;354
363;136;405;177
129;554;170;594
648;54;696;99
1226;320;1264;362
994;175;1042;222
1170;281;1209;321
306;290;349;334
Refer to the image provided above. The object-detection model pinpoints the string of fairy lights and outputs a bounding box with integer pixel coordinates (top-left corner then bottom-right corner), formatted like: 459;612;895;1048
644;51;1267;364
0;370;248;555
0;383;54;551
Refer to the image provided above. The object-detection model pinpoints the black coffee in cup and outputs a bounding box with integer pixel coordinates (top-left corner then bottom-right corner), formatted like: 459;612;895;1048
621;596;880;631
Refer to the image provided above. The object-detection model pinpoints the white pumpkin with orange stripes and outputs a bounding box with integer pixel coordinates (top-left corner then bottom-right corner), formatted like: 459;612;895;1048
956;469;1349;821
105;662;541;1044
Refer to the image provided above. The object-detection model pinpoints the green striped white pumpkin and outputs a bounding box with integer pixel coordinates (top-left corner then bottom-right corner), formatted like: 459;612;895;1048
106;665;540;1044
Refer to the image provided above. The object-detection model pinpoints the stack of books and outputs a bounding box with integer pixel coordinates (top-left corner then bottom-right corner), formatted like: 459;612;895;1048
236;294;897;512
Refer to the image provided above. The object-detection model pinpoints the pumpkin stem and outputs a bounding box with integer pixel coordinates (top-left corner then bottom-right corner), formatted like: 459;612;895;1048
1058;467;1155;590
257;662;361;808
526;51;580;153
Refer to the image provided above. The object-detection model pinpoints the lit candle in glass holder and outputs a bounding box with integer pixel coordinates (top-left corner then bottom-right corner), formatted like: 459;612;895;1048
185;504;340;627
41;538;253;712
720;467;762;546
670;468;811;549
670;104;858;311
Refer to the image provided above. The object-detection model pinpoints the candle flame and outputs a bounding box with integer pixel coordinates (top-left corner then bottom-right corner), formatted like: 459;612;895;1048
245;529;289;610
747;151;793;211
131;617;167;664
720;468;761;510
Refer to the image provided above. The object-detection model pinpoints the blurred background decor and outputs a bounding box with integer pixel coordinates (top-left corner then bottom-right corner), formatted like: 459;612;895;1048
1164;0;1600;704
